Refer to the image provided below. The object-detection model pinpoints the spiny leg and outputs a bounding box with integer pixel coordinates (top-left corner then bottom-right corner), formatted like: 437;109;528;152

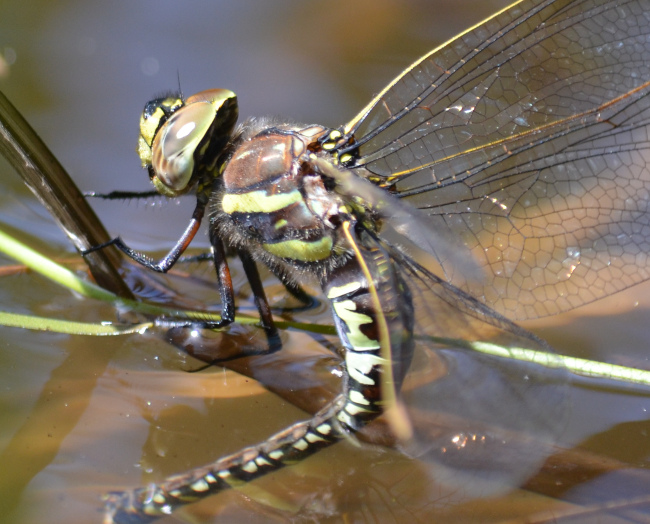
175;251;317;310
84;190;161;200
83;199;207;273
157;243;281;359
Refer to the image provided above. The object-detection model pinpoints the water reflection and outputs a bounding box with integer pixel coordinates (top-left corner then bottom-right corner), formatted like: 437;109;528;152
1;1;650;523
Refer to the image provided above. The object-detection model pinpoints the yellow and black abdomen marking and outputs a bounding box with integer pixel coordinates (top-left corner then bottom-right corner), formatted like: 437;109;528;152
105;398;347;522
323;240;414;432
329;284;386;431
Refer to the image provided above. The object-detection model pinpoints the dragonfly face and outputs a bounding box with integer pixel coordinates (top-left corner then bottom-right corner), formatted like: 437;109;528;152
138;89;238;198
97;0;650;522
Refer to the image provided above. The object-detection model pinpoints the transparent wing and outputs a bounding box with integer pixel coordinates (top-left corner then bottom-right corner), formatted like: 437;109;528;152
343;0;650;319
386;243;568;495
312;155;568;492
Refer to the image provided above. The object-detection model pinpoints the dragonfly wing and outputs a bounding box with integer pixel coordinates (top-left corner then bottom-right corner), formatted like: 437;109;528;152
389;245;569;495
344;0;650;319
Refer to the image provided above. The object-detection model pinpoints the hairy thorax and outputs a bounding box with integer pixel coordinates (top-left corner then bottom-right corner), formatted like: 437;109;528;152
212;119;354;281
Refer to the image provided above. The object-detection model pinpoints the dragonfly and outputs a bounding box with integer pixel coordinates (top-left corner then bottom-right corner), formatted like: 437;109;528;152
89;0;650;521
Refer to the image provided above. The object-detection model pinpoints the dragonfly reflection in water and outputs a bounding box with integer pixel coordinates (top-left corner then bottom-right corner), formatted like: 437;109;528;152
92;0;650;521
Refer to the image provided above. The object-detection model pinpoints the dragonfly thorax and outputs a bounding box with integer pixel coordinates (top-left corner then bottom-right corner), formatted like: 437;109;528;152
214;121;356;275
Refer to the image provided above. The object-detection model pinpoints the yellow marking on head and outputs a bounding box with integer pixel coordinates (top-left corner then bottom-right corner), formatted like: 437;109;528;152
327;281;362;299
138;135;153;167
263;237;333;262
140;107;165;147
222;189;302;214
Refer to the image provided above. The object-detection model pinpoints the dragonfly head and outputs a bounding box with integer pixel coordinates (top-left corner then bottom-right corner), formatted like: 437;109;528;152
138;88;238;197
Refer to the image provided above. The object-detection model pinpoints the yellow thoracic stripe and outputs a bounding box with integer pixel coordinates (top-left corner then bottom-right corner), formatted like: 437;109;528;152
262;236;333;262
222;189;303;214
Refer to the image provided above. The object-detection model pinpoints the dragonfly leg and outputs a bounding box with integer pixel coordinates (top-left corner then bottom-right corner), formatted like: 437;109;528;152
156;240;280;356
82;199;206;273
238;250;281;349
84;189;160;200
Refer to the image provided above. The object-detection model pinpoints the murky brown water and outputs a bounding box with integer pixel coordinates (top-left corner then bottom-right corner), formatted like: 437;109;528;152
1;1;649;523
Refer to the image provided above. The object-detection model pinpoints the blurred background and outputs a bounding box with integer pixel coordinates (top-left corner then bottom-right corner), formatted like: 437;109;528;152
0;0;510;252
1;1;649;523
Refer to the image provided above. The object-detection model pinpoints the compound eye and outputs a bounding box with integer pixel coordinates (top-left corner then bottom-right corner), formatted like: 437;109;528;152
150;101;216;195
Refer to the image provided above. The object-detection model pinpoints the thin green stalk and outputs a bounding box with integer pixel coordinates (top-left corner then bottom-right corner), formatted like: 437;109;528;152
0;311;152;336
1;225;649;388
0;225;325;332
470;340;650;387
